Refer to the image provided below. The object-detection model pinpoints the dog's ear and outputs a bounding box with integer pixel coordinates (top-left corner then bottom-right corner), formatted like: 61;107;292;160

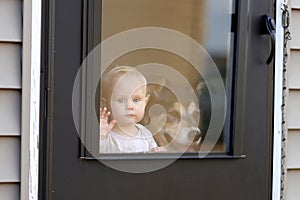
187;101;200;125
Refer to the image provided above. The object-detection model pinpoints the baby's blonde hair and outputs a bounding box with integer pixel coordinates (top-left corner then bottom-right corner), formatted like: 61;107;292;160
101;66;147;103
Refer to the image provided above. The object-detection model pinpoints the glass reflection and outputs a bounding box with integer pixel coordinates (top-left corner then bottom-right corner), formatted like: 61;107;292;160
98;0;234;153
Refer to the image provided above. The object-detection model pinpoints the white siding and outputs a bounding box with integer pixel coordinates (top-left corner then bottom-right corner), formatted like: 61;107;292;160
290;9;300;49
287;170;300;200
0;137;20;182
0;0;23;199
291;1;300;11
286;1;300;199
0;0;22;42
287;90;300;129
0;184;19;200
0;90;21;135
288;50;300;88
0;43;21;88
287;130;300;168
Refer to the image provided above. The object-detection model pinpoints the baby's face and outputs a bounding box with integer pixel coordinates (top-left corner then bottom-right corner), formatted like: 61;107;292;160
110;73;149;127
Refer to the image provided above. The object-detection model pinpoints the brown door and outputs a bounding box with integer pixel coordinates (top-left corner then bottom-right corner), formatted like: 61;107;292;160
40;0;275;199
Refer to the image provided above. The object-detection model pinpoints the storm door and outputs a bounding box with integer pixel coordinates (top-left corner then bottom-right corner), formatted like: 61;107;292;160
40;0;275;199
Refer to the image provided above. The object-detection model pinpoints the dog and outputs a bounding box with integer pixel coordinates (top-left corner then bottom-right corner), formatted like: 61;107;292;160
141;81;202;152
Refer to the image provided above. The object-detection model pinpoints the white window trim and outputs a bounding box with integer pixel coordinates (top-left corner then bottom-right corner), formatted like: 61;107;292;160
273;0;285;199
21;0;41;199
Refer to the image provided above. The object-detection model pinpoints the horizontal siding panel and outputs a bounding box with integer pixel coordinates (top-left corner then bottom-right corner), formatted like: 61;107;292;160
287;90;300;129
0;43;21;88
290;10;300;48
288;50;300;89
287;2;300;200
0;90;20;135
0;137;20;182
0;0;22;42
287;130;300;168
0;184;19;200
291;1;300;9
287;170;300;200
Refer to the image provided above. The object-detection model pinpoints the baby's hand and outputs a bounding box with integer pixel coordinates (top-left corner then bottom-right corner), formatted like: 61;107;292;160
99;107;116;139
150;146;167;153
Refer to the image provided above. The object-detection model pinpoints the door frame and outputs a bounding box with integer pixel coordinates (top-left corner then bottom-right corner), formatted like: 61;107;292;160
21;0;42;200
273;0;287;199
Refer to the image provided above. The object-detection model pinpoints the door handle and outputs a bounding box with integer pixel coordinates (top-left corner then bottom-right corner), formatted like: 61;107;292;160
261;15;276;65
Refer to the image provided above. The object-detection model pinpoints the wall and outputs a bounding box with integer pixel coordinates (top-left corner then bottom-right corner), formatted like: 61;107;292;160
0;0;22;199
286;0;300;199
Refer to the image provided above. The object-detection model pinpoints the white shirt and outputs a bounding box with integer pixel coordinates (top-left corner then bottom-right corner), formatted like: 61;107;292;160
99;124;158;153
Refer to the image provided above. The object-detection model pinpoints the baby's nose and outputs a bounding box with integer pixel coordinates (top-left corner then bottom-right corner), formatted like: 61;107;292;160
127;100;134;110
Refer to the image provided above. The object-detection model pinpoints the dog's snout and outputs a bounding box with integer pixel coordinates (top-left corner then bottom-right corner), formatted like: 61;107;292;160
188;128;201;141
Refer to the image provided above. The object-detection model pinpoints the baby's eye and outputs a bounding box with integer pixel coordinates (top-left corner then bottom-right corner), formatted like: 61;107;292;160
117;98;126;103
132;98;141;103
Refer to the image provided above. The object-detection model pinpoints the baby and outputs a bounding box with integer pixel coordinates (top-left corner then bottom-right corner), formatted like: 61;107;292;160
99;66;165;153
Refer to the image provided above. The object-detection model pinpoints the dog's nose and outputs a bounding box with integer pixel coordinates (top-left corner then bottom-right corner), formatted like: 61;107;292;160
188;128;201;141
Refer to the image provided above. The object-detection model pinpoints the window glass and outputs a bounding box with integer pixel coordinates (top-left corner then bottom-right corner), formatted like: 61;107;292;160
79;0;235;157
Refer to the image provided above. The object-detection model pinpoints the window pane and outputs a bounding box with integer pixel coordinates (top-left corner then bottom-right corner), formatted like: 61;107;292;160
82;0;235;156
